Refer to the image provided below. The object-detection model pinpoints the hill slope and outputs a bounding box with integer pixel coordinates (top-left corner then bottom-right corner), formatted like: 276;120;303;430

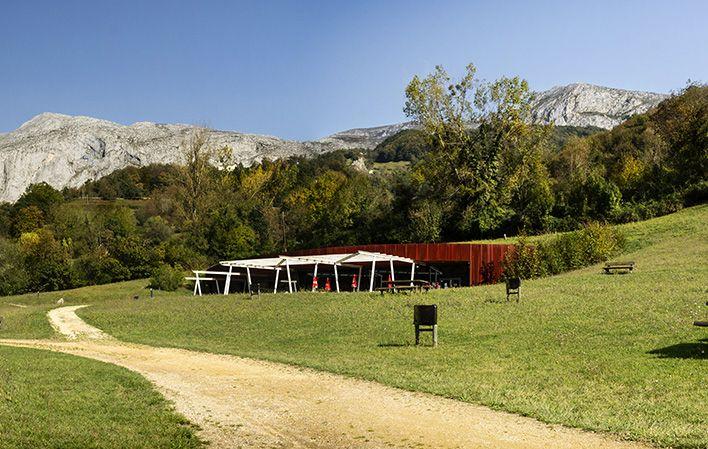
1;205;706;447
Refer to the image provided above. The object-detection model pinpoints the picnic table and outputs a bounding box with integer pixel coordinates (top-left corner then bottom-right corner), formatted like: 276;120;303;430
377;279;432;295
603;261;635;274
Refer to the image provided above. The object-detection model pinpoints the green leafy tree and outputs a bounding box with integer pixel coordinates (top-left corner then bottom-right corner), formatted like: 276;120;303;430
12;205;45;235
75;250;131;285
14;182;64;217
404;64;554;238
0;238;29;295
110;236;160;279
19;229;74;291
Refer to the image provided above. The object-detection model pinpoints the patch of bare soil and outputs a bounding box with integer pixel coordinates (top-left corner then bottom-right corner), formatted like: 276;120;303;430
0;306;651;449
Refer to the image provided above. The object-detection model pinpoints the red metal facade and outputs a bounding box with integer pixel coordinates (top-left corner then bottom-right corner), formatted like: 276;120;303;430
287;243;514;286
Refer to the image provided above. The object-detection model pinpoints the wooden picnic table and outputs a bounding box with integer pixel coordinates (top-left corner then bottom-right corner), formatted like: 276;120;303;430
377;279;432;295
604;261;635;274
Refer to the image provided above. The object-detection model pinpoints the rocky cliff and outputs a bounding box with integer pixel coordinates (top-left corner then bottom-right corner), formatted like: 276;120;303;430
0;83;668;202
530;83;667;129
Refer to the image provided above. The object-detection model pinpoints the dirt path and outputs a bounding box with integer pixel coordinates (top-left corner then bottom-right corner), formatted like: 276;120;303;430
0;306;650;449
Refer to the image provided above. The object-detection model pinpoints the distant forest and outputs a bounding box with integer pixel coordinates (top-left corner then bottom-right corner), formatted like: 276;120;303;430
0;64;705;295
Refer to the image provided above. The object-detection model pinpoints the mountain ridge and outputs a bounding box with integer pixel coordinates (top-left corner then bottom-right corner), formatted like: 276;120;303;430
0;83;669;202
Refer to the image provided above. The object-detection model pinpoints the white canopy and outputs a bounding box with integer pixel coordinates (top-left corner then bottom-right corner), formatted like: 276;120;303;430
189;250;417;295
220;250;414;269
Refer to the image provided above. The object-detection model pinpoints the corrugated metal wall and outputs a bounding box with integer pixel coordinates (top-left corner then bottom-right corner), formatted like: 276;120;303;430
287;243;514;286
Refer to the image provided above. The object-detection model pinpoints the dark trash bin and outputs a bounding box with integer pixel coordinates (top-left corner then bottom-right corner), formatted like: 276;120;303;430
506;277;521;302
414;304;438;346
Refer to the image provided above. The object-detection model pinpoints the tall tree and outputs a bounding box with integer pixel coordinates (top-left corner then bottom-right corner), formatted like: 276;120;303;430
404;64;554;238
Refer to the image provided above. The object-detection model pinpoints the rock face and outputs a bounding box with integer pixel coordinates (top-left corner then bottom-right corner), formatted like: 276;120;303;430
530;83;668;129
0;113;335;202
0;83;668;203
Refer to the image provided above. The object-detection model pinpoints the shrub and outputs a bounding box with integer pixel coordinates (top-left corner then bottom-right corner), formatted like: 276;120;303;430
502;223;625;280
149;264;185;291
501;237;544;279
683;180;708;206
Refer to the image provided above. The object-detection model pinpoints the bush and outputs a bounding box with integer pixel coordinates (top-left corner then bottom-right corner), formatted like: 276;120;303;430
502;223;625;279
149;264;185;291
683;180;708;206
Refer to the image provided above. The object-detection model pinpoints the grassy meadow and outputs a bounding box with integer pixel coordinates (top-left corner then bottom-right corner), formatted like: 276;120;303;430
0;345;201;449
0;205;706;448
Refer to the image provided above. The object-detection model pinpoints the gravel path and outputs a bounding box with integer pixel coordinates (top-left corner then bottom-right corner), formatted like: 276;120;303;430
0;306;651;449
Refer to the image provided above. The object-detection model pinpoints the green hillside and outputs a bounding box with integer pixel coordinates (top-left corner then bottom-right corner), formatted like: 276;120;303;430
1;205;706;447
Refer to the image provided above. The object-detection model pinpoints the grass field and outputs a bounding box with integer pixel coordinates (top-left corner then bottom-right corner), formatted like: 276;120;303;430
0;345;201;449
1;205;706;448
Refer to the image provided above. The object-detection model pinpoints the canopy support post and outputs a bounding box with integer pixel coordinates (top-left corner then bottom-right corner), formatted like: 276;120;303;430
273;268;280;293
224;265;233;295
369;261;376;292
195;273;203;296
357;265;362;291
410;262;415;286
246;267;252;295
286;261;292;293
334;264;340;292
312;263;318;291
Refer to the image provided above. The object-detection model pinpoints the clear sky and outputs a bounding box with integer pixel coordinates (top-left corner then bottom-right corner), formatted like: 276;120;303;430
1;0;706;140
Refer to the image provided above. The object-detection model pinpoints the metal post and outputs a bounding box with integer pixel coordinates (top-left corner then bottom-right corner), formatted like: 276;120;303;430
369;261;376;292
286;261;293;293
246;267;252;295
357;265;362;292
224;265;233;295
390;258;395;292
193;272;199;296
312;263;318;292
273;268;280;293
410;262;415;287
334;264;340;292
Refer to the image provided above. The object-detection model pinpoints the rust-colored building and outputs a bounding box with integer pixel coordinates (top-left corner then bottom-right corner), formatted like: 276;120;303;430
287;242;514;286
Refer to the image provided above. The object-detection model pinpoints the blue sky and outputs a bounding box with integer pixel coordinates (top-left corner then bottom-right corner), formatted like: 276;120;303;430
1;0;706;140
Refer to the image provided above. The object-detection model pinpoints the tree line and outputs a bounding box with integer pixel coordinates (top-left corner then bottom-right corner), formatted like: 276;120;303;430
0;64;705;294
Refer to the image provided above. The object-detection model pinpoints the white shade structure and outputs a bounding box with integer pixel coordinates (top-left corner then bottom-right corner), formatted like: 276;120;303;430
197;250;416;295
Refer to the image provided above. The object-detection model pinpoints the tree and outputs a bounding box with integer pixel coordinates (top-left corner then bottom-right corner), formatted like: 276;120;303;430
15;182;64;217
0;238;28;295
142;216;174;244
178;128;214;224
12;205;44;235
110;236;160;279
19;229;74;291
404;63;554;238
103;204;138;238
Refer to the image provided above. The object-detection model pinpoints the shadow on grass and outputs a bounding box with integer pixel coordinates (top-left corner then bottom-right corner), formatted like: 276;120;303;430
377;342;413;348
648;338;707;359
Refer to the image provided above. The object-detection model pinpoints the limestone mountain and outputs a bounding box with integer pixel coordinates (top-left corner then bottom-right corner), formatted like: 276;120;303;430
0;83;668;202
529;83;668;129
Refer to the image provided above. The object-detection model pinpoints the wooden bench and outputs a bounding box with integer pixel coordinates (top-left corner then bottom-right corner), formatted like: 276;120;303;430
603;261;635;274
378;279;432;295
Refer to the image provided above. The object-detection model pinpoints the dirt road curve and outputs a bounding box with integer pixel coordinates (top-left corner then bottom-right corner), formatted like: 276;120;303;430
0;306;649;449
